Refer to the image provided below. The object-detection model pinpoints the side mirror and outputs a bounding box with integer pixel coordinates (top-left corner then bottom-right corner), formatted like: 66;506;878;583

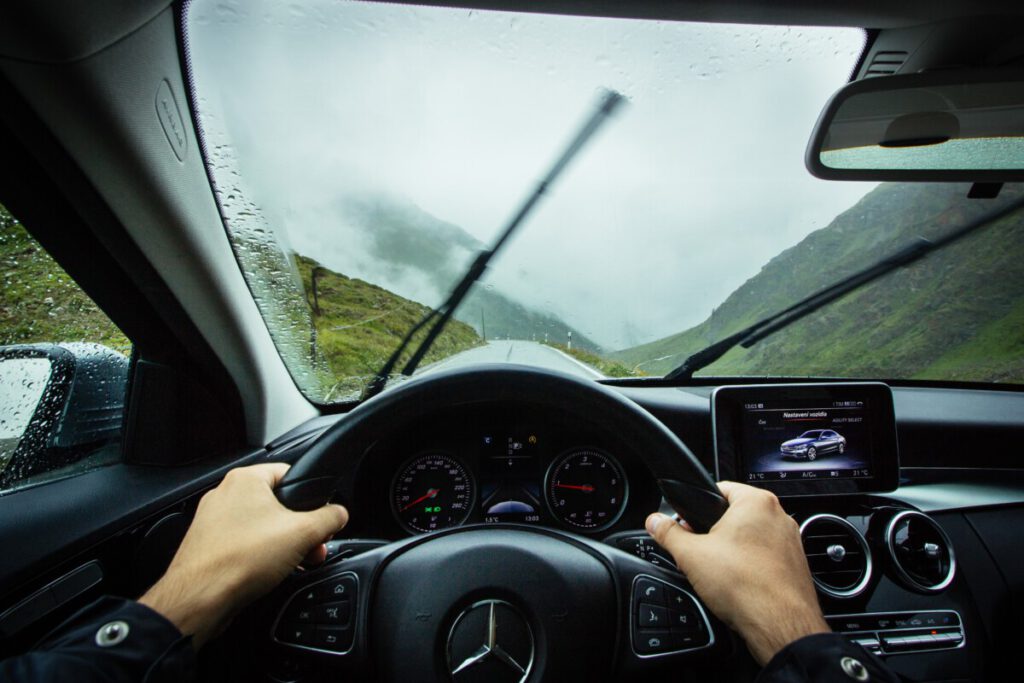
806;69;1024;182
0;343;128;490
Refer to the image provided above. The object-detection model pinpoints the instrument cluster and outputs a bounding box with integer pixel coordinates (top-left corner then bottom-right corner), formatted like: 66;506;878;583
360;406;654;538
390;434;629;535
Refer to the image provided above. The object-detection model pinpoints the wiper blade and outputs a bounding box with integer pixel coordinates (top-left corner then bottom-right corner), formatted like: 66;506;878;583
361;89;626;400
665;190;1024;381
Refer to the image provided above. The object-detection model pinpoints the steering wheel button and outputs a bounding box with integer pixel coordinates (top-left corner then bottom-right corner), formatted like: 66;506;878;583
669;608;701;632
318;577;356;600
666;590;691;609
634;579;665;605
315;601;352;626
637;603;667;630
284;605;313;623
277;622;313;645
634;629;673;654
314;626;353;652
677;631;707;648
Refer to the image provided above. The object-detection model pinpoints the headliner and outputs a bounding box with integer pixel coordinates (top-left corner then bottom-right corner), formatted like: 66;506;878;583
397;0;1024;28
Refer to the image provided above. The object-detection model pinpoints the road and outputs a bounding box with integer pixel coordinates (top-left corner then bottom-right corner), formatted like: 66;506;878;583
417;340;604;380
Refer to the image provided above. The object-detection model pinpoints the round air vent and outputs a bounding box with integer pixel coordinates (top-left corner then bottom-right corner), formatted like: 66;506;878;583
800;514;872;598
886;511;955;593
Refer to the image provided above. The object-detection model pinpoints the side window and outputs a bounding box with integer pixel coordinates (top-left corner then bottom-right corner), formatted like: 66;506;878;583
0;201;130;492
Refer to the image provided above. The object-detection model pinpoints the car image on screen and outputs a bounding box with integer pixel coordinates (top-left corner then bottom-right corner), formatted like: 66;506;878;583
780;430;846;461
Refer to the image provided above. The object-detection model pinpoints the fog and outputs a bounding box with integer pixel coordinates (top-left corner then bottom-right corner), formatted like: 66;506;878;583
189;0;874;350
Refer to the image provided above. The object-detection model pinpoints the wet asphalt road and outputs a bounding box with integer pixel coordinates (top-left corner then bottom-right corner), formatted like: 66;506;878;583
417;340;604;380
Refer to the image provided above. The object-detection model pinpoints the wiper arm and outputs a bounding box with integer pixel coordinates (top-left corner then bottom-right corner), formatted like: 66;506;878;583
361;89;626;400
665;191;1024;381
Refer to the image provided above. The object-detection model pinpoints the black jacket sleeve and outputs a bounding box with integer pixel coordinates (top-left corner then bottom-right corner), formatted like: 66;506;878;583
0;597;195;683
757;632;900;683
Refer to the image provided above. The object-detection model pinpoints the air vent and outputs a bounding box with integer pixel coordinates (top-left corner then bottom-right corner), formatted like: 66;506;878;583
886;511;956;593
864;50;908;77
800;514;872;598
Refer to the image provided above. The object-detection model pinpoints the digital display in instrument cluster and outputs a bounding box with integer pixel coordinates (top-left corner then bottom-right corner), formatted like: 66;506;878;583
479;432;544;525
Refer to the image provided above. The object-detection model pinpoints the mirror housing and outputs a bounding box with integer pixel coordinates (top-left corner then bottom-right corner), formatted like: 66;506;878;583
807;70;1024;182
0;343;128;489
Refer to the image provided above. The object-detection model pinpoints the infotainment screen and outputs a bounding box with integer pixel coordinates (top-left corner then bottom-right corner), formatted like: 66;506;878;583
713;383;899;496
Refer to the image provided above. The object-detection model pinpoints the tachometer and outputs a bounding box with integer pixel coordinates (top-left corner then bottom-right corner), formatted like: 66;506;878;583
545;448;627;531
392;453;475;533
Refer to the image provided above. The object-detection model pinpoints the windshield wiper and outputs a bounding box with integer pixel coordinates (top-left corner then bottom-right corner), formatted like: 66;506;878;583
665;190;1024;381
361;89;626;400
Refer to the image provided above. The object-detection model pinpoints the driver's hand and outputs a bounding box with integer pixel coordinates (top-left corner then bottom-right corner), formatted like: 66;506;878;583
139;463;349;649
645;481;828;666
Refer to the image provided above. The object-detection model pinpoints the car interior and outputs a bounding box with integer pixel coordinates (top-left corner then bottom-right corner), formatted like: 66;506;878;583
1;1;1023;682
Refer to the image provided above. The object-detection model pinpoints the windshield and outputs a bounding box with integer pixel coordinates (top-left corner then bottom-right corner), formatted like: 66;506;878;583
184;1;1024;403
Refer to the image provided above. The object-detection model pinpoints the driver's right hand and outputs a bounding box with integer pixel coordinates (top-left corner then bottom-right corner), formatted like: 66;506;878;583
645;481;829;665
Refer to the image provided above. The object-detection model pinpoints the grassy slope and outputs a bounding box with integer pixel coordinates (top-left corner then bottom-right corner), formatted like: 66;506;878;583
0;203;130;354
916;298;1024;383
614;183;1024;383
295;256;482;400
540;342;644;378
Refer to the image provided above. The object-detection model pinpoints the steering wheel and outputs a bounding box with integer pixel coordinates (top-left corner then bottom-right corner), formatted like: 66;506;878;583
267;365;729;681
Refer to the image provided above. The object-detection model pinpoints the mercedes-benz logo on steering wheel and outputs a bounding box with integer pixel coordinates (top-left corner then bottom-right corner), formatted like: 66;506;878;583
446;599;534;682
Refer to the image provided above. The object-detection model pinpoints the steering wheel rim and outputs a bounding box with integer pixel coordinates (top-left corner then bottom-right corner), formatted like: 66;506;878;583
276;364;727;532
266;365;729;681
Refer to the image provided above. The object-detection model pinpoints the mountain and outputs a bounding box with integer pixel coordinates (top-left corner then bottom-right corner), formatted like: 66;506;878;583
613;183;1024;382
338;196;603;351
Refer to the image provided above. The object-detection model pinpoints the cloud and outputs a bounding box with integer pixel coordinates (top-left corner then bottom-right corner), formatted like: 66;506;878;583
188;1;875;350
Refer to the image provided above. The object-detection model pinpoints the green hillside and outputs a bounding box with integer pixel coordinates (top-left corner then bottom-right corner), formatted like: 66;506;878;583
295;256;482;401
614;183;1024;383
0;203;130;354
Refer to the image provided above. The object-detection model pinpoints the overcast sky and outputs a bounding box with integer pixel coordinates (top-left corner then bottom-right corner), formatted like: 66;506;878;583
189;0;874;350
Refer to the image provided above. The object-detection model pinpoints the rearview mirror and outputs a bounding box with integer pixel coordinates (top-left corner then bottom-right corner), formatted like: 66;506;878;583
806;70;1024;182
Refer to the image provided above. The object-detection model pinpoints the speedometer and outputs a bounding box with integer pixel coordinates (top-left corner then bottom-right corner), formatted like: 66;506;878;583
545;448;627;531
391;453;475;534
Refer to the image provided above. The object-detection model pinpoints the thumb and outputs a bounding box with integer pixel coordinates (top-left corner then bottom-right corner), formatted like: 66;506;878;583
296;504;350;545
645;513;699;573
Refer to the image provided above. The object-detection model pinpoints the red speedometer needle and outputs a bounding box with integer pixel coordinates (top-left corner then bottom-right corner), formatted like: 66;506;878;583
401;488;440;511
555;483;595;492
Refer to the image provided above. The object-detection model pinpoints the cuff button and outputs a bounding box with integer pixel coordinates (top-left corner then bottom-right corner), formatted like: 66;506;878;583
841;656;869;681
95;620;130;647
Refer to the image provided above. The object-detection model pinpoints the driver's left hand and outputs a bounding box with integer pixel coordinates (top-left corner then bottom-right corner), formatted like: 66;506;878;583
139;463;349;648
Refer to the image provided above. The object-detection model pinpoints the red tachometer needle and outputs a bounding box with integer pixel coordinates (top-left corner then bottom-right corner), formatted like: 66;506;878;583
401;488;440;511
555;483;595;492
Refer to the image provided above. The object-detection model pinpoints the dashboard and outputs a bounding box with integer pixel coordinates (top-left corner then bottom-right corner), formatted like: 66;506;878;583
344;402;661;540
3;374;1022;683
280;379;1024;682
